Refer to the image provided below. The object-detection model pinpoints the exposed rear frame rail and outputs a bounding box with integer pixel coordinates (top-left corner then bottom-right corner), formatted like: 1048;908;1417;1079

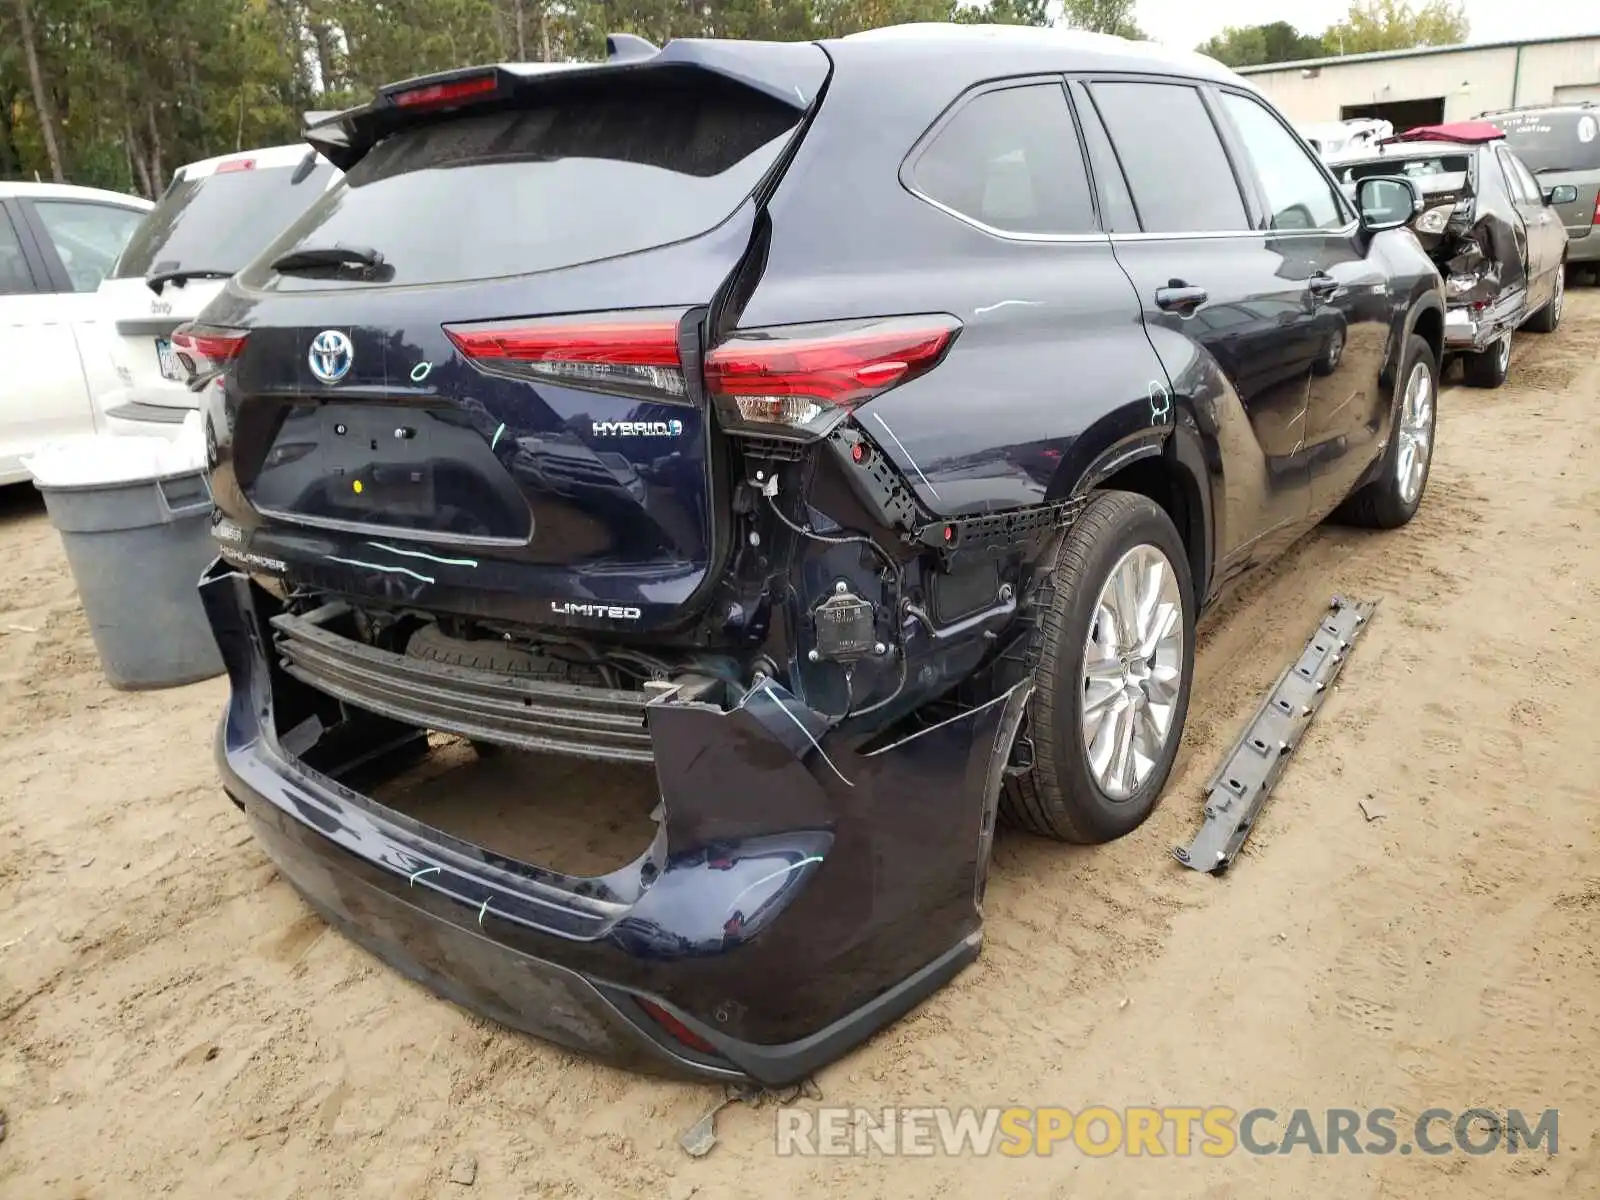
1173;596;1379;875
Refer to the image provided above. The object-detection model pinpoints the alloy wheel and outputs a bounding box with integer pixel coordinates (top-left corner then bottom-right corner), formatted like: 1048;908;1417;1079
1395;358;1434;506
1080;544;1186;801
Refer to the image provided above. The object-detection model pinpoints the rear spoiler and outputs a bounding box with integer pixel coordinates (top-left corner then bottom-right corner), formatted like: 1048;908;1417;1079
300;37;830;172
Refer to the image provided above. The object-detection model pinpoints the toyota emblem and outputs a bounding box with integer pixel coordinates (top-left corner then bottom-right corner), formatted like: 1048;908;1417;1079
308;329;354;384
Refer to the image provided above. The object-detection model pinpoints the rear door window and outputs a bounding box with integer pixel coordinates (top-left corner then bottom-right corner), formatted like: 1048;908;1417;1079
249;74;803;287
1496;110;1600;173
1087;81;1250;233
1505;151;1545;205
31;200;147;292
908;82;1098;235
112;155;337;280
1496;148;1539;206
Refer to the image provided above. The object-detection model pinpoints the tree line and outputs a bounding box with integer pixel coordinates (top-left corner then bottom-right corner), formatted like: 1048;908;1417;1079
1;0;1464;195
1197;1;1469;70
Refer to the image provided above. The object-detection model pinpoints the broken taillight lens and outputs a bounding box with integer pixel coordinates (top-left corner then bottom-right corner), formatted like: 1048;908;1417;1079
704;314;961;441
171;323;248;386
444;310;687;401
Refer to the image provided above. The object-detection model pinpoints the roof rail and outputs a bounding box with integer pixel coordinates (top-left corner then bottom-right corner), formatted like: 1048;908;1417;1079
606;33;659;61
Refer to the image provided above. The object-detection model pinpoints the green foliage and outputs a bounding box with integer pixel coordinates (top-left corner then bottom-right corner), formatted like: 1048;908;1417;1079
1194;2;1470;70
0;0;1054;189
1322;0;1470;55
1059;0;1140;39
1197;21;1328;68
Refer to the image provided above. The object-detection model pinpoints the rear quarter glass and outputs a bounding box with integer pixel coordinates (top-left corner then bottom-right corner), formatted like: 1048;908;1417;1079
112;159;338;279
244;75;804;289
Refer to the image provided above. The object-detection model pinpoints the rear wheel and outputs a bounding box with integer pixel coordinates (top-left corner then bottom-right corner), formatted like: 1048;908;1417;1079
1334;333;1437;530
1461;331;1511;389
1001;492;1195;844
1525;265;1565;333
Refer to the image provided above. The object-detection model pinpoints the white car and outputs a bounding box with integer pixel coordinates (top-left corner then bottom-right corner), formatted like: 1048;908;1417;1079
97;144;341;436
1300;118;1395;162
0;182;153;485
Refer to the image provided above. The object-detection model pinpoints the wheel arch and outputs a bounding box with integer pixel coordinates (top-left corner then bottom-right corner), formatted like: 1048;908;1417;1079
1054;423;1214;612
1401;292;1446;387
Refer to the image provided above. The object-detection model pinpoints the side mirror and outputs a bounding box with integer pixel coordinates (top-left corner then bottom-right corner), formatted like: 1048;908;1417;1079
1356;175;1423;233
1545;184;1579;206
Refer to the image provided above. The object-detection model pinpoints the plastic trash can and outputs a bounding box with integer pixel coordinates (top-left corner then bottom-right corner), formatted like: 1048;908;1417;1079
26;423;224;691
34;468;223;690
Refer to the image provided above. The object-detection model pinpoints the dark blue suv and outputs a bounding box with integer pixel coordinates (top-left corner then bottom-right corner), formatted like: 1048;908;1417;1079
191;25;1445;1085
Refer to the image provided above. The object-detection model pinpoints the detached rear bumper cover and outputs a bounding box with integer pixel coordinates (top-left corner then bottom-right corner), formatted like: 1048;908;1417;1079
200;560;1021;1085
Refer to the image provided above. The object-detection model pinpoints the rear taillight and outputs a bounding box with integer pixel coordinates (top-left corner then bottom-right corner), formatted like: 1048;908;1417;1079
215;158;256;174
1592;191;1599;226
704;315;961;441
390;73;497;111
171;323;248;385
444;310;686;401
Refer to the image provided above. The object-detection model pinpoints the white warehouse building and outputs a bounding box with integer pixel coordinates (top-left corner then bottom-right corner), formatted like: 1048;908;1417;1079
1238;33;1600;129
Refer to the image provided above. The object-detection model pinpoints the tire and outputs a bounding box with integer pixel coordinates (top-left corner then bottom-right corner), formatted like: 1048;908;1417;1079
1524;264;1565;334
1461;331;1510;388
1334;333;1438;530
405;622;604;683
1000;491;1195;844
1311;322;1346;377
405;624;601;757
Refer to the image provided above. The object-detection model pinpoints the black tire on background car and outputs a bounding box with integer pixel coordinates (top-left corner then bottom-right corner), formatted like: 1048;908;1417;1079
1001;491;1195;844
1524;264;1565;333
1460;331;1511;388
1334;332;1438;530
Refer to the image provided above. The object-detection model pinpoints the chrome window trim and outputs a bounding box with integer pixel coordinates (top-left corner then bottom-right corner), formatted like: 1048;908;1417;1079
902;189;1109;242
906;192;1361;244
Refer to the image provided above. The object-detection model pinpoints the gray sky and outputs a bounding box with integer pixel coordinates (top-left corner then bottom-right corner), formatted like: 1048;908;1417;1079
1135;0;1594;54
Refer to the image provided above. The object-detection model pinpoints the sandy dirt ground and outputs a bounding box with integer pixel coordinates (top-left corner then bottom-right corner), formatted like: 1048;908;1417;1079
2;295;1599;1200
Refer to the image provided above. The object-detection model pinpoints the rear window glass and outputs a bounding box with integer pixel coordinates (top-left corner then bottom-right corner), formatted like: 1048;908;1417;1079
909;83;1097;235
113;156;336;279
1496;110;1600;173
248;76;802;287
1336;155;1472;195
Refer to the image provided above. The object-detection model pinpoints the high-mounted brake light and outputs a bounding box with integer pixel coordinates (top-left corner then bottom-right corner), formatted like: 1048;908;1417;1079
444;310;686;401
391;74;498;111
172;323;248;385
704;315;961;441
215;158;256;174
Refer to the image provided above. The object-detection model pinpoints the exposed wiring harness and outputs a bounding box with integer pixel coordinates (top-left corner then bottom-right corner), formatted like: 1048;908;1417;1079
761;488;910;721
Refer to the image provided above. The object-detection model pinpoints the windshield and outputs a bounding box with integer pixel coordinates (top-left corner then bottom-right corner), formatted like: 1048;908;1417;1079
1336;154;1471;195
113;156;337;279
244;73;802;288
1495;110;1600;174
